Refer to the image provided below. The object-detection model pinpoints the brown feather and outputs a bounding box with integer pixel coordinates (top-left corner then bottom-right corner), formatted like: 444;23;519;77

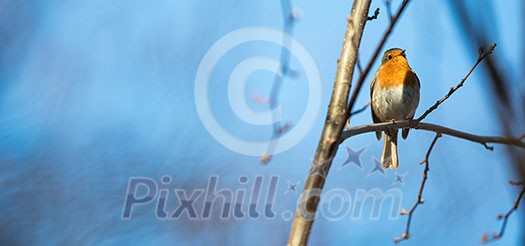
370;74;382;140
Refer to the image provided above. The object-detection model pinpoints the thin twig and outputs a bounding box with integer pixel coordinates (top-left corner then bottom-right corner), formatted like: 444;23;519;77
346;0;411;120
357;57;364;74
385;0;393;21
509;180;525;186
260;0;297;163
350;100;371;116
481;181;525;243
346;101;371;129
415;43;497;122
394;133;442;243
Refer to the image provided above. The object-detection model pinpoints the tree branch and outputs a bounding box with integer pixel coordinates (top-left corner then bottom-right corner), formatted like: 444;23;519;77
346;101;371;129
339;121;525;149
394;133;442;243
287;1;372;245
416;43;497;122
481;181;525;243
350;100;371;116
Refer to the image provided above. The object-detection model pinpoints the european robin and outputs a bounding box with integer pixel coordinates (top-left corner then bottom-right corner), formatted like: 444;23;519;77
370;48;420;169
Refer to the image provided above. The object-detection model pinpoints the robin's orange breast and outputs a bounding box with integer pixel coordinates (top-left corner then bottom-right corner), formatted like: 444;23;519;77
377;57;418;88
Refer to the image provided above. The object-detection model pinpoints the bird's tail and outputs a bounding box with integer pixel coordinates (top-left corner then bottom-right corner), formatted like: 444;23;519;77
381;130;398;169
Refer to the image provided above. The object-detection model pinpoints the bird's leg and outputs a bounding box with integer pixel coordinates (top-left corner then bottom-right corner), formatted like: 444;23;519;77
386;119;397;135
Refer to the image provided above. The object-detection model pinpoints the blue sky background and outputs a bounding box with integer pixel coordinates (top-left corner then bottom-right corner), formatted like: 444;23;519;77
1;0;523;245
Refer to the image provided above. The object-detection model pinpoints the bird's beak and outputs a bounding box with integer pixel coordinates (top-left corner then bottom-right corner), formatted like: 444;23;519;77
400;49;406;56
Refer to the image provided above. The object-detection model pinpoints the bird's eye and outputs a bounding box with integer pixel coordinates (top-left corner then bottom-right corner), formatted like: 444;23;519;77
387;55;393;60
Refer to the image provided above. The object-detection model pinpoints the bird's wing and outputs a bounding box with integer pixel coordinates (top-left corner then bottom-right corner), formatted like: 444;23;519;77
370;72;382;140
414;70;421;88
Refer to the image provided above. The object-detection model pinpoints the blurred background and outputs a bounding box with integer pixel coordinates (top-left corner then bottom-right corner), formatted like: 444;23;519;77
1;0;523;245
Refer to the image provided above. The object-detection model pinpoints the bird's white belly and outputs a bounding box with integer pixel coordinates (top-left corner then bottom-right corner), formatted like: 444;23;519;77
372;85;419;121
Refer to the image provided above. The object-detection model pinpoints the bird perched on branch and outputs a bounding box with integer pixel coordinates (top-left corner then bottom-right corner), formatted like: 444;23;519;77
370;48;420;169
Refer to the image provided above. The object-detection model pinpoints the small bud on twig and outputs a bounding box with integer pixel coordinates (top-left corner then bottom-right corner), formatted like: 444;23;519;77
478;46;485;57
489;43;497;53
367;8;380;21
260;154;271;164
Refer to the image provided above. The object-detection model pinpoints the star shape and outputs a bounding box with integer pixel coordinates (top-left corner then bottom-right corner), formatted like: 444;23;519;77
338;145;366;170
367;156;387;177
308;158;332;180
392;172;408;186
284;180;300;194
